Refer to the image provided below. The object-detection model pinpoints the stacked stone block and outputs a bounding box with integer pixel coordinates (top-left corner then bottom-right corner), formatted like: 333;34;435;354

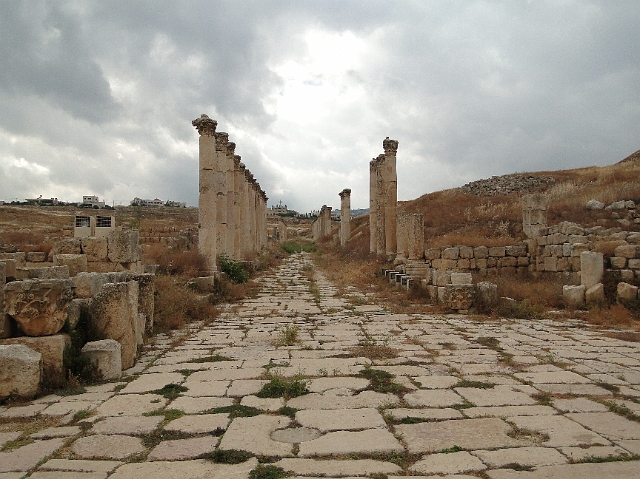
193;114;268;272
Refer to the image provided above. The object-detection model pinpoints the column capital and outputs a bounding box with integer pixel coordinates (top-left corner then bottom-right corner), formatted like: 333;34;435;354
383;137;398;155
226;142;236;156
192;114;217;136
339;188;351;198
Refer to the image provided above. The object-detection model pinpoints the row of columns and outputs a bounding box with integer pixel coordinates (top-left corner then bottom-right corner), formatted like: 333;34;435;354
370;137;399;257
193;114;267;272
312;205;333;240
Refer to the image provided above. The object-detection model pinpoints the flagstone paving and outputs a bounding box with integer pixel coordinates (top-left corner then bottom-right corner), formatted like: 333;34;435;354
2;252;640;477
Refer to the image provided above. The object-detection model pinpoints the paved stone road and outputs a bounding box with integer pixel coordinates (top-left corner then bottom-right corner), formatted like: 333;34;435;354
2;252;640;478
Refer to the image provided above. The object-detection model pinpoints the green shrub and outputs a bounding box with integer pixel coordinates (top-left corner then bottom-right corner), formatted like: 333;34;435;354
218;254;249;283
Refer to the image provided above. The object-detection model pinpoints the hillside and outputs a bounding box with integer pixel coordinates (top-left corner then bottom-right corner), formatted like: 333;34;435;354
398;149;640;247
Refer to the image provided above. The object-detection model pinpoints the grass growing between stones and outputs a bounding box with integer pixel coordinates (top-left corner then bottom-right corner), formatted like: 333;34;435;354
209;404;262;418
277;406;298;418
153;384;189;400
275;325;300;347
605;401;640;423
248;464;292;479
454;379;495;389
0;437;35;452
256;374;309;399
531;391;553;406
200;448;255;464
357;367;408;394
143;408;185;421
507;424;550;444
503;463;535;471
350;340;399;360
574;453;640;464
187;353;233;363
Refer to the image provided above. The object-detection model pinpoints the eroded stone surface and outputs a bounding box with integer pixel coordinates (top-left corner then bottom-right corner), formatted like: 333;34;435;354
70;434;145;459
298;429;403;456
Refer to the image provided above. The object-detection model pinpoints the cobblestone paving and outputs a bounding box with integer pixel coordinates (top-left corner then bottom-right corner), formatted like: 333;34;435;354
2;252;640;478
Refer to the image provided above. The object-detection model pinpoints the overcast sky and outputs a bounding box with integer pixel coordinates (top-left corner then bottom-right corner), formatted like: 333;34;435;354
1;1;638;212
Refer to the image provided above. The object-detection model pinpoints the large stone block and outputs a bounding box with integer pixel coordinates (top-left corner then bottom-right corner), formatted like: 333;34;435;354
432;270;451;287
4;279;75;336
0;252;26;267
0;344;42;399
53;254;88;277
48;238;82;260
82;339;122;380
442;247;460;260
610;257;627;269
488;247;505;257
108;228;140;263
475;282;498;311
442;284;475;311
124;273;155;337
88;281;139;369
81;237;109;262
563;285;585;309
18;265;70;279
617;282;639;303
73;272;106;298
26;251;47;262
2;334;70;389
450;273;473;285
585;283;605;306
459;246;474;259
615;244;640;259
474;246;488;259
505;245;527;257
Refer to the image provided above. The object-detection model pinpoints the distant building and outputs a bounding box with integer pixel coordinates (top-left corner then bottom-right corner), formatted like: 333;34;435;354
26;195;59;206
131;197;164;207
165;200;187;208
83;195;105;208
268;200;296;218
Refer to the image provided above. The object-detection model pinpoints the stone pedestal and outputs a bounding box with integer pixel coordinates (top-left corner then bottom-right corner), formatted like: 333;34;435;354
2;334;70;389
563;285;586;309
0;344;42;399
443;284;475;311
82;339;122;380
580;251;604;290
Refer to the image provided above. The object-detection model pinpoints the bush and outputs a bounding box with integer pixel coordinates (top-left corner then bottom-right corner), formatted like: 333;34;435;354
145;245;208;278
154;275;218;332
218;254;249;283
281;241;316;254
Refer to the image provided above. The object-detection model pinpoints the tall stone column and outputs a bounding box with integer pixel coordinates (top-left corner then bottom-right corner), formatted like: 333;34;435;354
382;137;398;257
244;170;253;257
339;188;351;246
225;143;236;258
192;114;218;272
214;132;229;259
369;159;378;254
374;154;386;256
260;190;268;250
233;156;243;259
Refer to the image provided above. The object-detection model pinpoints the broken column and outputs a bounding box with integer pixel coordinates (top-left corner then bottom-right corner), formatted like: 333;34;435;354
369;158;379;254
522;194;547;239
396;214;424;261
192;114;218;272
339;189;351;246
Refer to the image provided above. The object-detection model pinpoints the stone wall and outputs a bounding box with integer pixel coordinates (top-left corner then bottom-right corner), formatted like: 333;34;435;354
193;114;268;272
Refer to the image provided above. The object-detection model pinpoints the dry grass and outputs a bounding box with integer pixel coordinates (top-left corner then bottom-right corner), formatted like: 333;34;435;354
154;275;219;332
144;244;208;277
494;275;564;309
584;304;638;329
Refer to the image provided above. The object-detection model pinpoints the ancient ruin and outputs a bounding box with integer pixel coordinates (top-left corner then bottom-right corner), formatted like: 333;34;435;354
312;205;333;240
193;114;267;272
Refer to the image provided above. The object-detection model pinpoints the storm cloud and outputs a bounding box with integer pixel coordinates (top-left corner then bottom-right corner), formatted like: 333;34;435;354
0;1;638;211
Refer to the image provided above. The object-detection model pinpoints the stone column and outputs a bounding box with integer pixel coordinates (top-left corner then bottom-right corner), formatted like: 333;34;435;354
522;194;547;239
339;188;351;246
244;170;254;257
260;190;268;250
225;142;236;259
214;132;229;259
322;205;332;237
369;159;378;254
382;137;398;257
192;114;217;273
374;154;386;256
233;156;243;259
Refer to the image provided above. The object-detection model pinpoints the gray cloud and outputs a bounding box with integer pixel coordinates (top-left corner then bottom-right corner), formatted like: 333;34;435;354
0;1;638;212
